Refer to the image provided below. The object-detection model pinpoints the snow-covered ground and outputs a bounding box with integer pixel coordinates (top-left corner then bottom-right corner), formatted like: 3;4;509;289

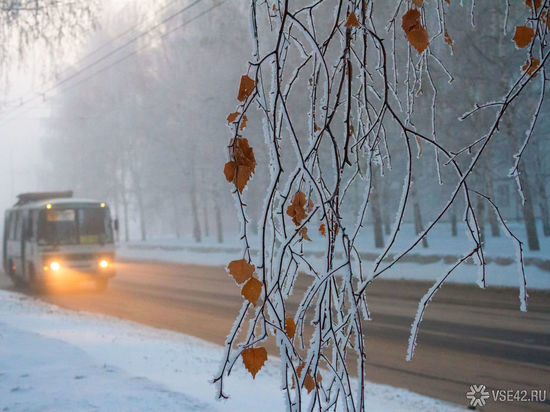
0;290;464;411
118;222;550;289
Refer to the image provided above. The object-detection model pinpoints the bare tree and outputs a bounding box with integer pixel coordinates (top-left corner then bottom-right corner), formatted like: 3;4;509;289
0;0;98;93
216;1;547;410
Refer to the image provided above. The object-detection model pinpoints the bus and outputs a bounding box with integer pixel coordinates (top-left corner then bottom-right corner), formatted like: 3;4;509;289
3;191;116;291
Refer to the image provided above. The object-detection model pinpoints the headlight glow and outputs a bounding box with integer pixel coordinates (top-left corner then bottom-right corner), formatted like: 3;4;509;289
50;261;60;271
99;259;109;269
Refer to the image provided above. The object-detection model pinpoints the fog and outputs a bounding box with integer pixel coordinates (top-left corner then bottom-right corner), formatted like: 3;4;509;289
1;0;548;249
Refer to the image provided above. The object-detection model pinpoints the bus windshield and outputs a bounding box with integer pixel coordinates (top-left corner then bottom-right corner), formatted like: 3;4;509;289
38;207;114;245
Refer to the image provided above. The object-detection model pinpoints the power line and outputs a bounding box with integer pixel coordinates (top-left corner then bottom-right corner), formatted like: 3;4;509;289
56;0;228;96
0;0;208;122
1;0;182;109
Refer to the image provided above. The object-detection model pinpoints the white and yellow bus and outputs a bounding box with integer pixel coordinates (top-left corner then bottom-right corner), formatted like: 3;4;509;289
3;191;116;291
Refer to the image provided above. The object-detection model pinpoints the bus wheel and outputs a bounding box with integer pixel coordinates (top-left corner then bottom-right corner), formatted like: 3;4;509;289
95;279;108;292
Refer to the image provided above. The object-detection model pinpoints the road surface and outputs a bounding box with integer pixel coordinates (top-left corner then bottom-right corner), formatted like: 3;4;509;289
1;259;549;410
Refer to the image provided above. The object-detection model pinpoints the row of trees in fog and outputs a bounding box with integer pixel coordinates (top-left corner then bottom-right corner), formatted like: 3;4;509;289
42;0;549;250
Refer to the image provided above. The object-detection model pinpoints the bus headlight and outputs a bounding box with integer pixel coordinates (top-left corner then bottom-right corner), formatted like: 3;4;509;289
50;261;60;271
98;259;110;269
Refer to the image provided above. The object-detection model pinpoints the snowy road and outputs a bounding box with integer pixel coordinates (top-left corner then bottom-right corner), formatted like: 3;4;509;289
1;259;549;410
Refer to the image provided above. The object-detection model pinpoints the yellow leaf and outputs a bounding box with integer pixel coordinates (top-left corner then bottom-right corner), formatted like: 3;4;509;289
513;26;534;48
241;347;267;379
237;74;255;102
242;277;262;305
344;12;360;28
227;259;255;284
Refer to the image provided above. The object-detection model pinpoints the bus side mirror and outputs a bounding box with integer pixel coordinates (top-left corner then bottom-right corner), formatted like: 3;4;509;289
113;218;119;232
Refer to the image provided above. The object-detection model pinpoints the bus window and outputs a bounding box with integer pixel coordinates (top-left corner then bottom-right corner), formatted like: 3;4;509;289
8;211;17;240
38;209;78;245
24;212;34;241
14;212;23;241
77;208;113;244
37;207;112;245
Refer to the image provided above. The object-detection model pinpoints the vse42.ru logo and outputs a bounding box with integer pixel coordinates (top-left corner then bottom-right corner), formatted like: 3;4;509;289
467;385;547;407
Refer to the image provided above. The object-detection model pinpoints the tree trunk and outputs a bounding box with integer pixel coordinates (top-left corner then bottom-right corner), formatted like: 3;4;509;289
202;185;210;238
485;172;500;237
534;149;550;236
121;180;130;242
451;212;458;237
411;179;428;248
382;184;391;236
538;186;550;237
214;194;223;244
171;192;181;239
475;196;485;245
519;166;540;251
135;181;147;241
414;202;428;248
189;166;202;243
371;171;384;248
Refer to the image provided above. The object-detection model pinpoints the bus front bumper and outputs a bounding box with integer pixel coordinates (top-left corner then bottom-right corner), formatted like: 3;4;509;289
40;259;116;282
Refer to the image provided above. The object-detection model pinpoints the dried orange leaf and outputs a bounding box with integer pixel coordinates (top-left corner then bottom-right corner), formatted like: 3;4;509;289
234;138;256;172
286;191;307;226
227;259;255;284
513;26;534;48
235;165;252;193
226;138;256;193
241;347;267;379
415;135;423;157
240;115;248;131
412;0;423;7
242;277;262;305
522;57;540;76
285;317;296;339
444;30;453;49
227;112;239;124
224;161;236;183
299;227;311;241
525;0;541;9
319;224;326;236
237;74;255;102
304;373;315;393
344;12;360;28
402;9;429;54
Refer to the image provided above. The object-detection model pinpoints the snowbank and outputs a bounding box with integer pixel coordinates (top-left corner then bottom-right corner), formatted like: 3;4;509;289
0;290;464;411
117;222;550;290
